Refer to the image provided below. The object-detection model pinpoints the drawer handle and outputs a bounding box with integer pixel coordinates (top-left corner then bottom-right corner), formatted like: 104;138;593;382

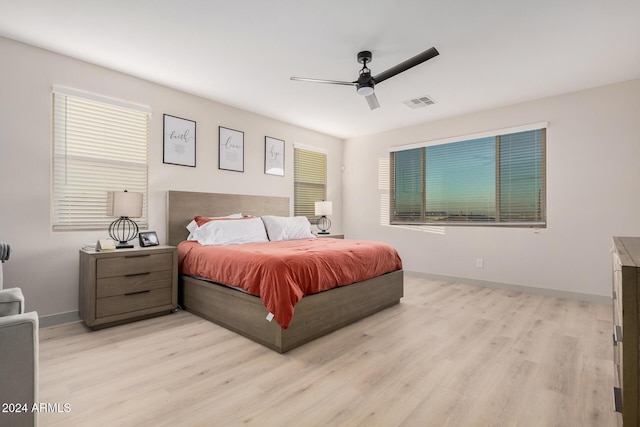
613;325;623;345
613;387;623;413
125;272;151;278
124;254;151;259
124;290;151;296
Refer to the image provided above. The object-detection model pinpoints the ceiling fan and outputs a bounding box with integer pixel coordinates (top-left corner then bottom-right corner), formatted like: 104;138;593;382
290;47;439;110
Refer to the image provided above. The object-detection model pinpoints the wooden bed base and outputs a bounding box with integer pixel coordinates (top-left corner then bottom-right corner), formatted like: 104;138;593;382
181;270;403;353
167;190;404;353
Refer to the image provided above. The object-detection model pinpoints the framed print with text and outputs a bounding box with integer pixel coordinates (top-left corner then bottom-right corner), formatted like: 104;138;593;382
218;126;244;172
163;114;196;167
264;136;285;176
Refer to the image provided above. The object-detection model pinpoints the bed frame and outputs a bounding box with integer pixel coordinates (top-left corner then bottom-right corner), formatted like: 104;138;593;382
167;190;404;353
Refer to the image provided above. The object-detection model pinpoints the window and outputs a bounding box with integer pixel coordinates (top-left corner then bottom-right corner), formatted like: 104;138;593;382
293;146;327;221
52;87;150;231
390;124;546;226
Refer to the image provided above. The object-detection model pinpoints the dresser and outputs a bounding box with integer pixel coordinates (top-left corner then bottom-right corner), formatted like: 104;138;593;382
612;236;640;426
79;245;178;329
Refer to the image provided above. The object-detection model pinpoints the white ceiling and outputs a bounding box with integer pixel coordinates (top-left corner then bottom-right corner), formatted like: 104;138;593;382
1;1;639;139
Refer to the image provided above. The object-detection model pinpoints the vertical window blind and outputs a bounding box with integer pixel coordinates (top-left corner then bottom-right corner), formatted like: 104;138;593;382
293;146;327;220
390;123;546;226
52;87;150;231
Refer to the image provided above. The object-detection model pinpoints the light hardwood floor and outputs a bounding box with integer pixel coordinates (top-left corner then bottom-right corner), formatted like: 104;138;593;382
39;273;616;426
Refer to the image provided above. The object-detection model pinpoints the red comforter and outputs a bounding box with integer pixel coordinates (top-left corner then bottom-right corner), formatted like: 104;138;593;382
178;238;402;329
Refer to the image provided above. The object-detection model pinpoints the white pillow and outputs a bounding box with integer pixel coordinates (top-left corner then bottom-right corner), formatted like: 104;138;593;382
261;216;316;241
194;217;269;245
186;213;242;240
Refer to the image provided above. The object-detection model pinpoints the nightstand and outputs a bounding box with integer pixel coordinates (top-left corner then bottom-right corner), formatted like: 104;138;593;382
315;234;344;239
79;245;178;329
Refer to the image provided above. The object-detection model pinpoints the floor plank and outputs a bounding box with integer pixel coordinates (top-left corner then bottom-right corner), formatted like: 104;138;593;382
38;273;616;426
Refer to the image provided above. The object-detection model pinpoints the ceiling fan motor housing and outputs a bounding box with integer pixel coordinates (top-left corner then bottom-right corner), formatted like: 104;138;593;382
356;72;375;96
357;50;372;64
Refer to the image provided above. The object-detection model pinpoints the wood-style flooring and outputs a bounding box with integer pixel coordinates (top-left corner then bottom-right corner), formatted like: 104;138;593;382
38;273;616;426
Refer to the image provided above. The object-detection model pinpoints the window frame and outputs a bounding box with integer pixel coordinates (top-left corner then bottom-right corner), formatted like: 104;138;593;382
389;123;547;228
51;86;150;231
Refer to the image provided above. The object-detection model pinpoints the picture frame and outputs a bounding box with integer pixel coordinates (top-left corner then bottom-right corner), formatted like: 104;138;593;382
139;231;159;247
264;136;285;176
218;126;244;172
163;114;196;167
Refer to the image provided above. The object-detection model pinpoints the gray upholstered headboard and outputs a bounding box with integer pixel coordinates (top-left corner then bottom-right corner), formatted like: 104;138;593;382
166;191;290;246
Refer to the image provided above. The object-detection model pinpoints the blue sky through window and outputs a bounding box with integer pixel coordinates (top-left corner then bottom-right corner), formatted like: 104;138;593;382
426;137;495;220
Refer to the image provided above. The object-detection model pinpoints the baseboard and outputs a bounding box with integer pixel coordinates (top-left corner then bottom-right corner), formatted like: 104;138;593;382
407;271;612;305
39;310;81;328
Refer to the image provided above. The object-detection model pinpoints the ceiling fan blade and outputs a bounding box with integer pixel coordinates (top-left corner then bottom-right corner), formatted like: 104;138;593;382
373;47;439;84
290;77;356;87
365;93;380;110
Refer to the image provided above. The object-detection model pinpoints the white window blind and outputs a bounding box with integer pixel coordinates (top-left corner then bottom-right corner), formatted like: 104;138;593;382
52;88;149;231
497;131;546;223
294;146;327;220
390;125;546;227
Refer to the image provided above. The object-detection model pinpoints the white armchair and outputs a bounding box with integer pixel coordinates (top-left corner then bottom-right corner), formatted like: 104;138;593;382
0;287;39;427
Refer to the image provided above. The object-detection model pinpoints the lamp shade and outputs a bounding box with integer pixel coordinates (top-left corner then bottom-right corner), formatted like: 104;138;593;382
107;191;143;218
314;201;333;216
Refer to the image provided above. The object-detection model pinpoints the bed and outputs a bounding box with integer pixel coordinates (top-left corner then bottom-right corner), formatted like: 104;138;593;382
167;190;404;353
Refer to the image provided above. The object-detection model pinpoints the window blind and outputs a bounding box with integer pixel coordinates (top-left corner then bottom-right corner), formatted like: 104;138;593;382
390;148;424;221
497;129;546;222
425;136;496;222
390;125;546;227
294;147;327;220
52;89;149;231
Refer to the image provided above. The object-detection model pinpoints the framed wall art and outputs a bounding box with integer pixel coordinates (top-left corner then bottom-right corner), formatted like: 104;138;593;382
264;136;285;176
218;126;244;172
163;114;196;167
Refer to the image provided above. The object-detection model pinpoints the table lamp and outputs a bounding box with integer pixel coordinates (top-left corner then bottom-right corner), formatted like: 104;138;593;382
107;190;143;249
314;200;333;235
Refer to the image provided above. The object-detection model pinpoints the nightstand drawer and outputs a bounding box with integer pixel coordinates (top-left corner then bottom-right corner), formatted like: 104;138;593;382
96;252;173;278
96;287;173;318
96;270;173;298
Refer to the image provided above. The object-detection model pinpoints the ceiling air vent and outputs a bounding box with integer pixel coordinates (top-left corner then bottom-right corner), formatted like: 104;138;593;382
402;95;436;109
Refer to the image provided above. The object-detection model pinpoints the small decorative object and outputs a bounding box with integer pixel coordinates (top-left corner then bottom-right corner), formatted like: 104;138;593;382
163;114;196;167
139;231;159;247
314;200;333;234
265;136;285;176
219;126;244;172
95;239;115;252
107;190;143;249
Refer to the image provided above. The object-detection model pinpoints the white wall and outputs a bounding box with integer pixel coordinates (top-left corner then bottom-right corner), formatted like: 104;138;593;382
344;79;640;298
0;37;343;318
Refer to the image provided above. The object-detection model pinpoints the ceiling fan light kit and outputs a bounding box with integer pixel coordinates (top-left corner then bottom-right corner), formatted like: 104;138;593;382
357;86;374;96
291;47;439;110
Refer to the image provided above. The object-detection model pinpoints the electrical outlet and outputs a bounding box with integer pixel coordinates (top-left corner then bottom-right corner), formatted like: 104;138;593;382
476;258;484;268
